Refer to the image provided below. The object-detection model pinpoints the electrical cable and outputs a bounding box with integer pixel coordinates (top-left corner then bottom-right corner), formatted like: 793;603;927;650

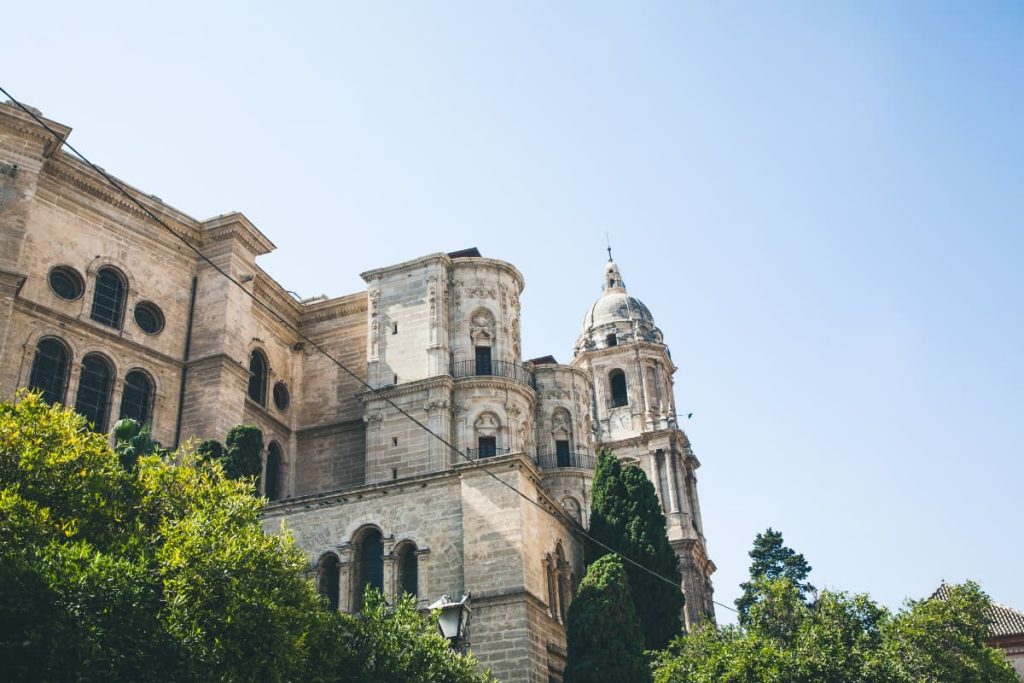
0;85;738;616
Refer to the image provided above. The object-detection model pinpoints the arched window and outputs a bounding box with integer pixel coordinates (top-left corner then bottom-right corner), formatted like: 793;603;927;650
317;554;341;611
247;350;268;405
119;369;154;424
28;337;70;405
354;527;384;610
562;497;582;524
473;412;501;458
90;267;127;328
395;542;419;599
265;441;283;501
74;353;113;431
609;369;628;407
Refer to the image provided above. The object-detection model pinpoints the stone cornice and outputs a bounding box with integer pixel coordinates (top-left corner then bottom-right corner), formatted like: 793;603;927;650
299;291;368;325
262;466;462;518
572;339;676;371
200;212;275;257
41;155;202;247
360;252;451;283
359;375;455;404
533;362;592;386
0;103;71;157
451;257;525;293
14;297;183;367
452;375;536;400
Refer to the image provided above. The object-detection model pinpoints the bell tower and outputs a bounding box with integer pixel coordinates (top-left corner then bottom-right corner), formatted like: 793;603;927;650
573;254;716;627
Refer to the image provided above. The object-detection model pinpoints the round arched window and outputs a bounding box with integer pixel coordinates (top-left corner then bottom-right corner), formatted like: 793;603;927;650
48;266;84;301
134;302;165;334
272;381;290;411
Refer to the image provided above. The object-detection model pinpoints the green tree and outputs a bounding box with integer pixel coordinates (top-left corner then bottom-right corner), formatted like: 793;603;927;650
0;392;493;682
589;449;684;649
564;554;651;683
307;589;496;683
223;423;263;482
735;527;814;624
653;532;1017;683
112;417;163;470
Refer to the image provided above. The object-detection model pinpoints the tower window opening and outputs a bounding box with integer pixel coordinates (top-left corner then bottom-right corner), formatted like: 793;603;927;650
247;350;268;406
556;440;571;467
478;435;497;458
475;345;492;375
264;441;283;501
317;554;341;611
392;322;398;334
354;528;384;610
606;333;617;347
28;337;70;405
609;369;628;408
396;542;419;599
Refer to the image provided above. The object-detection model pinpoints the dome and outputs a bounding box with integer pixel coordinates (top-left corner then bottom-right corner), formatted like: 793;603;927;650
575;258;663;354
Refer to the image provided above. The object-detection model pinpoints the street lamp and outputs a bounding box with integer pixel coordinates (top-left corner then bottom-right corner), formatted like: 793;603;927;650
429;592;472;650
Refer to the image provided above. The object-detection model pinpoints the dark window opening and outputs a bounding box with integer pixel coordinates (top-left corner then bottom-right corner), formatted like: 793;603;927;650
478;436;497;458
318;554;341;611
355;529;384;610
265;442;282;501
475;346;492;375
397;544;419;598
90;267;126;328
608;278;615;288
49;266;84;301
556;440;570;467
133;301;164;334
247;350;268;405
392;436;398;447
28;338;70;405
272;381;290;411
118;369;153;424
74;354;113;431
392;322;398;334
610;369;628;407
606;333;617;347
392;467;398;480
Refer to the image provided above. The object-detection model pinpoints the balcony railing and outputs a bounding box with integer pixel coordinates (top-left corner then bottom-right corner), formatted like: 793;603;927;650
535;452;596;470
465;447;512;460
450;360;535;387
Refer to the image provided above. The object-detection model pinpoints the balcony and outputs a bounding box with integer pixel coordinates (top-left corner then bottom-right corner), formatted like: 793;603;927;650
535;452;596;470
465;447;512;460
450;359;535;388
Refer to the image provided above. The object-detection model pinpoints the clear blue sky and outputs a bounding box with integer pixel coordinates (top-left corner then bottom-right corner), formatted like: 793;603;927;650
6;1;1022;622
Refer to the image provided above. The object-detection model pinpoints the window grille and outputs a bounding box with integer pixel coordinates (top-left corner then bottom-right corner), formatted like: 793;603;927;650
133;302;164;334
119;370;153;424
74;354;113;431
90;267;126;328
28;338;70;404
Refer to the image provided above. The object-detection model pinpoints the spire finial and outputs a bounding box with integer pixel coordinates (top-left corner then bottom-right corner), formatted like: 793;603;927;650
606;233;613;262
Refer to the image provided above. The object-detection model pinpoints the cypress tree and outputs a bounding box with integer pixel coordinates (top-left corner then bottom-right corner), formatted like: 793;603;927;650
589;449;684;650
564;554;651;683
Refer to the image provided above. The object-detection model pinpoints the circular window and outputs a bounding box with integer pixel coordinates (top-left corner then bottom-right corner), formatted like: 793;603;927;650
273;381;290;411
48;266;84;300
133;302;165;334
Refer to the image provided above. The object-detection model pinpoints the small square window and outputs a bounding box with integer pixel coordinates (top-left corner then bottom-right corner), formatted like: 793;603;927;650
606;334;617;347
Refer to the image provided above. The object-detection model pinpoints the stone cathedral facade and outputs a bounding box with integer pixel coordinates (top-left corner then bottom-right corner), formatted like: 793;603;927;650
0;101;714;682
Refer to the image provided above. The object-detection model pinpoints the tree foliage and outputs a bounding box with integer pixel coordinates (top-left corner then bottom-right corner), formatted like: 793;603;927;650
654;532;1017;683
564;554;651;683
0;392;492;682
735;527;814;625
589;449;684;649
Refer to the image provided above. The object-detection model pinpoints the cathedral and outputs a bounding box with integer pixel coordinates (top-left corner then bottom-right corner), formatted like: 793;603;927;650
0;100;714;682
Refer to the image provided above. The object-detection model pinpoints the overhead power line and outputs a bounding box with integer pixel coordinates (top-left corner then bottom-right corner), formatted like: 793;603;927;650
0;85;738;616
